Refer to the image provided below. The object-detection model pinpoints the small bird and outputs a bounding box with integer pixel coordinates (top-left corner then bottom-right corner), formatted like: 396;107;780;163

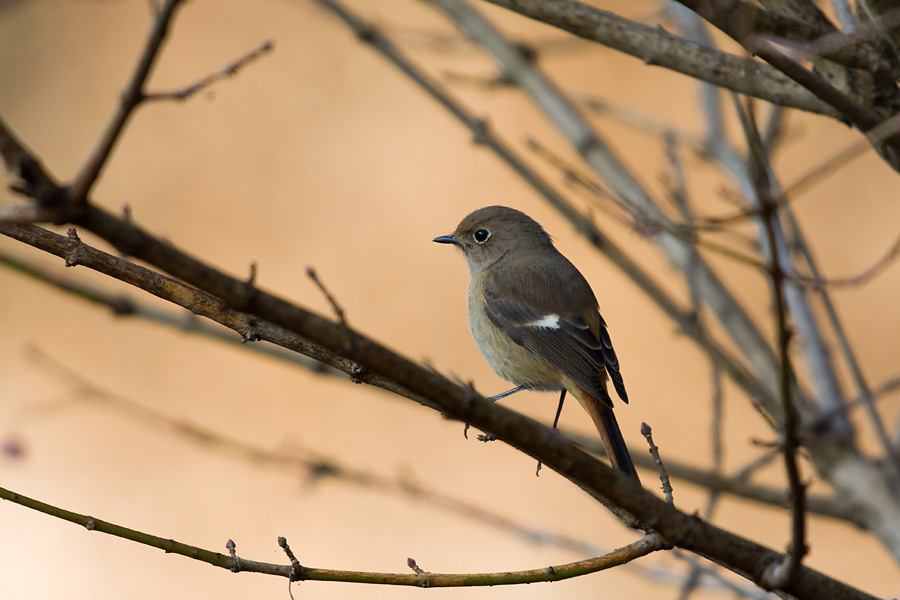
434;206;639;481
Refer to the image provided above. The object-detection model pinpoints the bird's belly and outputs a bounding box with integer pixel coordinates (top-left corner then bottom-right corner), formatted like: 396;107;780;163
467;287;562;391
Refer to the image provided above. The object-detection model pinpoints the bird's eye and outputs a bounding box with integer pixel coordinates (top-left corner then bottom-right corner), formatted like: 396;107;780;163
473;229;491;244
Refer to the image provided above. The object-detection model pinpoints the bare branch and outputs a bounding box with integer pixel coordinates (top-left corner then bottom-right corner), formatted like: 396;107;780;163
480;0;837;116
0;249;343;378
308;0;779;412
68;0;187;205
143;40;274;102
0;482;667;586
306;266;348;326
741;103;807;587
0;115;64;214
675;0;900;168
0;221;881;598
0;223;435;413
426;0;784;421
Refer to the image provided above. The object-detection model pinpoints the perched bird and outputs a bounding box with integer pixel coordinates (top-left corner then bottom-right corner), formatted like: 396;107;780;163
434;206;639;481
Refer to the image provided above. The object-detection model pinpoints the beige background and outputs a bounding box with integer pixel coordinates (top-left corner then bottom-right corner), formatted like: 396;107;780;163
1;1;898;598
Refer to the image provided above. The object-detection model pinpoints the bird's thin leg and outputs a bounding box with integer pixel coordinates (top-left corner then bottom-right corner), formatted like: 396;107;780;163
465;385;528;439
485;385;528;403
551;389;566;430
536;389;567;475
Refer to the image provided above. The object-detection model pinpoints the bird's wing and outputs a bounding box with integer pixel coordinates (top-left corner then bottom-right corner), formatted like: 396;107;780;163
596;312;627;402
482;267;627;406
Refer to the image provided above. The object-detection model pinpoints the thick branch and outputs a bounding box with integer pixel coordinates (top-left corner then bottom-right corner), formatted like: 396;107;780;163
676;0;900;168
0;221;882;600
480;0;837;116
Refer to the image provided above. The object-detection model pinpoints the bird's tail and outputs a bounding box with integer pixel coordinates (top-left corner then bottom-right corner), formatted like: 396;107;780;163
574;388;640;483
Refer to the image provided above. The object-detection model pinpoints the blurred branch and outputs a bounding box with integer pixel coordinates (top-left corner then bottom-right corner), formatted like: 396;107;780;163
0;115;64;217
743;107;807;587
569;432;863;527
0;0;895;594
0;223;437;412
143;39;274;102
309;0;778;413
426;0;784;427
25;340;866;528
675;0;900;169
0;221;880;597
0;249;343;378
68;0;186;206
480;0;837;116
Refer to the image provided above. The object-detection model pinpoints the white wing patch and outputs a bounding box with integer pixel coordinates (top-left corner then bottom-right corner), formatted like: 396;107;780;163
525;314;561;329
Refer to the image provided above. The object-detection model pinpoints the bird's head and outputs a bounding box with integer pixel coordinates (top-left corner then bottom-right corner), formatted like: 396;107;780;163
433;205;553;274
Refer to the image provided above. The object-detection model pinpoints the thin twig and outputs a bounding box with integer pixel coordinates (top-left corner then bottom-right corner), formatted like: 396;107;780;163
0;203;63;223
306;266;347;326
693;114;900;231
309;0;778;411
425;0;785;420
0;482;666;586
0;220;881;596
742;103;807;588
144;40;274;102
665;129;727;600
0;115;64;212
482;0;837;116
0;249;342;378
67;0;186;205
677;0;900;168
278;537;302;599
641;423;673;504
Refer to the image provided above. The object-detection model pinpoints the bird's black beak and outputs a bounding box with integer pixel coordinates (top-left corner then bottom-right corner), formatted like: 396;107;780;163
433;234;458;245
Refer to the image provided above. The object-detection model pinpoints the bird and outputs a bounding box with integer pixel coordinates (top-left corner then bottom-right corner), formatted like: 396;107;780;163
434;205;639;481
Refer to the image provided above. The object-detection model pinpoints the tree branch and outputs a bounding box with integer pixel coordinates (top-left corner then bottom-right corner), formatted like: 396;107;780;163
742;104;807;588
0;221;881;599
67;0;187;206
480;0;838;117
0;483;665;587
425;0;784;426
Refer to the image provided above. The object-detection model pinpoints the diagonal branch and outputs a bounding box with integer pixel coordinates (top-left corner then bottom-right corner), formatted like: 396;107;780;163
305;1;779;412
0;222;881;599
67;0;186;206
675;0;900;168
143;39;274;102
424;0;785;421
480;0;837;116
0;115;65;216
0;248;343;378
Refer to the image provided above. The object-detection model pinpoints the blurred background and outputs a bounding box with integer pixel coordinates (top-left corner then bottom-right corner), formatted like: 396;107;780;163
1;0;898;598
